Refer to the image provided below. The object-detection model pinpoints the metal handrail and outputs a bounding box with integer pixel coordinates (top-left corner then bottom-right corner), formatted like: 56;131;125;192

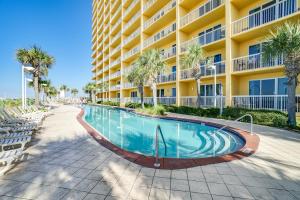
215;114;254;135
154;125;167;168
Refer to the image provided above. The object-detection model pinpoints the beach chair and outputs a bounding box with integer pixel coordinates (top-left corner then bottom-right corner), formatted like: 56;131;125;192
0;128;32;138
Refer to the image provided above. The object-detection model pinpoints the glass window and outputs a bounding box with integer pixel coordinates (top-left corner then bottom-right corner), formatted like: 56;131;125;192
249;44;260;55
206;85;213;96
261;79;275;95
278;77;288;95
200;85;205;96
249;80;260;95
172;88;176;97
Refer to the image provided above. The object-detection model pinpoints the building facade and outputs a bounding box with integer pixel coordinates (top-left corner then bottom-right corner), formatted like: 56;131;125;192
91;0;300;112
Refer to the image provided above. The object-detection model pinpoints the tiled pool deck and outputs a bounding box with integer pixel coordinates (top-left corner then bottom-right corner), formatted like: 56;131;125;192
0;105;299;200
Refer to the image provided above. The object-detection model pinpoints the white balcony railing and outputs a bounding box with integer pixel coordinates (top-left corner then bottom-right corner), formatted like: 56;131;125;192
110;71;121;79
180;61;226;80
123;45;140;60
123;11;141;32
103;75;109;82
232;95;300;112
111;18;122;33
104;54;109;62
110;58;121;68
123;28;140;46
122;65;135;75
143;0;176;30
161;46;176;60
232;0;299;35
144;23;176;48
103;65;110;72
232;53;283;72
124;0;139;18
143;0;157;12
111;4;121;22
180;0;224;27
157;72;176;83
180;96;225;108
111;31;121;44
123;82;135;88
123;97;176;105
181;26;225;53
110;84;121;91
110;98;121;102
111;44;121;56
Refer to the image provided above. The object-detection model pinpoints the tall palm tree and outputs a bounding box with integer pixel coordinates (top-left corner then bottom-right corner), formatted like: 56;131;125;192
83;82;97;102
127;60;148;108
180;44;206;107
263;22;300;127
16;45;55;106
71;88;79;97
48;86;58;98
142;49;166;106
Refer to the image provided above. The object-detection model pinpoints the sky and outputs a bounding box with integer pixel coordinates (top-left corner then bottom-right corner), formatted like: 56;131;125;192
0;0;92;98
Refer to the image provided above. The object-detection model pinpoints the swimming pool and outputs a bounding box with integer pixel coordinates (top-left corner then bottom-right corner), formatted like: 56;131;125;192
83;105;246;159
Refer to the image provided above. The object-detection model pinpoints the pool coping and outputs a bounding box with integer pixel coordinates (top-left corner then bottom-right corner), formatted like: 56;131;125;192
77;106;260;169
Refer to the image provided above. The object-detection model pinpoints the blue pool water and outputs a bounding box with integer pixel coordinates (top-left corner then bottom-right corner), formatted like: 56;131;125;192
83;105;245;158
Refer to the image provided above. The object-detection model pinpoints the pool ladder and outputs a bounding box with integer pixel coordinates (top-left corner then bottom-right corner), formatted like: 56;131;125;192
214;114;254;135
154;125;167;168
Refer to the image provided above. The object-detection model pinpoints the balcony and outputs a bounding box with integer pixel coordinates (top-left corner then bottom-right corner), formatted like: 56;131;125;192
110;58;121;68
232;0;300;36
111;31;121;45
123;28;140;47
161;46;176;61
124;0;140;20
111;44;121;56
111;4;121;23
110;71;121;79
123;11;141;34
110;98;121;102
123;45;140;61
103;65;110;72
123;82;135;89
143;23;176;48
180;0;225;32
180;26;225;53
103;75;109;82
232;53;283;73
180;96;225;108
122;65;135;75
180;61;226;80
157;72;176;83
232;95;300;112
110;84;121;91
111;18;122;35
143;0;176;33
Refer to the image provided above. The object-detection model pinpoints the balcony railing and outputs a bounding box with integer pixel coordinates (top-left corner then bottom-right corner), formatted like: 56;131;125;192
143;0;156;12
124;0;139;18
122;65;135;75
111;4;121;22
103;75;109;81
111;18;122;33
180;96;225;108
180;0;224;27
110;98;121;102
103;65;109;72
232;95;300;112
232;0;299;35
232;53;283;72
181;26;225;52
144;23;176;48
110;71;121;79
157;72;176;83
180;61;226;80
123;45;140;60
111;44;121;56
123;82;135;88
123;28;140;46
161;46;176;60
143;0;176;30
123;11;141;32
110;58;121;68
104;54;109;62
111;31;121;44
110;84;121;91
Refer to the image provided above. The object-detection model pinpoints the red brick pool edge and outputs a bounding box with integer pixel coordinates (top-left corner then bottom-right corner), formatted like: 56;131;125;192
77;108;260;169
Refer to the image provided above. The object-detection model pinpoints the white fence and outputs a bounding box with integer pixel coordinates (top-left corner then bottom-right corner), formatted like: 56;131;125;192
180;96;225;108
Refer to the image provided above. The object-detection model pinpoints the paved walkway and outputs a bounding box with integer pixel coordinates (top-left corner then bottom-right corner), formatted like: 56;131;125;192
0;105;299;200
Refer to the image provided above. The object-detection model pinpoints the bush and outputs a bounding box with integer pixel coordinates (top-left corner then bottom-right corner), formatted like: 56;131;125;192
272;115;288;127
125;102;142;109
100;101;119;106
137;105;166;116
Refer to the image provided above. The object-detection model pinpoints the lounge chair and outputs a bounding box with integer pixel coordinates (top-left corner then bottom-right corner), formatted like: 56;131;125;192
0;128;32;138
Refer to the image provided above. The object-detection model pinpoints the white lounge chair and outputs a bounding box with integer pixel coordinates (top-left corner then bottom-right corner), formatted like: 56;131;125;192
0;128;32;138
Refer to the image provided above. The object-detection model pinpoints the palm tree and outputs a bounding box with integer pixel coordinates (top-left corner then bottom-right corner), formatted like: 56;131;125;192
60;85;69;98
263;22;300;127
48;86;58;98
180;44;206;107
127;60;148;108
142;49;166;106
83;82;97;102
16;45;55;106
71;89;79;97
99;82;109;100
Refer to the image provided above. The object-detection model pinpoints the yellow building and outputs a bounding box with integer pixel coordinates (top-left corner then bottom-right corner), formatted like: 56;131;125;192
91;0;300;112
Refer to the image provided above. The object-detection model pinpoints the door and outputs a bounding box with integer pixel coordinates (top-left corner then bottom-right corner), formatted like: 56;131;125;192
214;54;222;73
198;31;205;45
172;88;176;97
249;7;261;28
213;24;222;41
206;28;213;44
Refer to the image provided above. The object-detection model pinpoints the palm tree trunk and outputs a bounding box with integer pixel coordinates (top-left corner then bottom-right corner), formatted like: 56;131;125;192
138;85;144;109
152;83;157;107
34;76;39;107
287;77;297;127
196;79;201;108
89;92;92;101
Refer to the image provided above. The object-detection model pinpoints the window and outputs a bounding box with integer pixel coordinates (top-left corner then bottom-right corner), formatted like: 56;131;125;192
117;93;120;98
249;77;287;95
172;44;176;54
200;84;222;96
172;66;176;73
172;88;176;97
156;89;165;97
131;91;137;97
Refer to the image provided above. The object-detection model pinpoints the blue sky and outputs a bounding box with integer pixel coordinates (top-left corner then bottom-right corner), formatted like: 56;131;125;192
0;0;92;98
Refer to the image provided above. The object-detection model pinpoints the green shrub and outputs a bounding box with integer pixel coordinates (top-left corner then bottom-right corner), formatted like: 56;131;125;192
272;115;288;127
100;101;119;106
125;102;142;109
137;105;166;116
